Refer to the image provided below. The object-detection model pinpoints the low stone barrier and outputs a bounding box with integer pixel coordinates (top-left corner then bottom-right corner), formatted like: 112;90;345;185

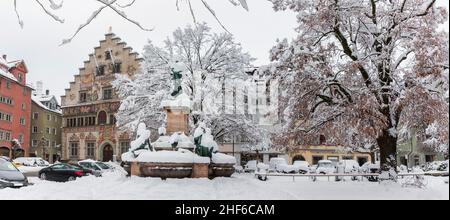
125;162;235;179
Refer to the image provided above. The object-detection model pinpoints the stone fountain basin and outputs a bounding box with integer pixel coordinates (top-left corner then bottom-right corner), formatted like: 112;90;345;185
130;162;193;179
210;163;236;178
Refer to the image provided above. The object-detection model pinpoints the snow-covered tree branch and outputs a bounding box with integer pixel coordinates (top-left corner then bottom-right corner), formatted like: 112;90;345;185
268;0;449;176
113;22;270;150
9;0;249;44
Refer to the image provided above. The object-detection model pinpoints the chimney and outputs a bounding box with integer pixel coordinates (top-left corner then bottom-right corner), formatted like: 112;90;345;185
2;55;6;61
46;90;50;96
36;81;43;95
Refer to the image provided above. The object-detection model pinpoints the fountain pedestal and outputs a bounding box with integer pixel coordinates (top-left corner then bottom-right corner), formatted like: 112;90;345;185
164;106;190;135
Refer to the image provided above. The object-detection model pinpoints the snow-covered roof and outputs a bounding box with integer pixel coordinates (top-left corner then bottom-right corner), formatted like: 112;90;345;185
34;94;55;102
32;95;62;114
0;57;18;81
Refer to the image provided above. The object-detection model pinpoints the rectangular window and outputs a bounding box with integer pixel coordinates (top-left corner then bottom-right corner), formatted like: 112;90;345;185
96;65;105;76
120;141;130;154
33;126;38;133
46;128;50;134
105;51;112;60
0;111;12;122
0;96;13;105
33;112;39;120
52;128;57;135
32;140;39;147
47;114;51;121
70;142;79;158
80;92;88;103
86;142;96;158
114;63;122;73
109;114;116;125
103;88;113;100
20;117;25;125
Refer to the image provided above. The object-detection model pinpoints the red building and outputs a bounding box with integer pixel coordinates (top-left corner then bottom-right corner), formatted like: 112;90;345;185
0;54;33;158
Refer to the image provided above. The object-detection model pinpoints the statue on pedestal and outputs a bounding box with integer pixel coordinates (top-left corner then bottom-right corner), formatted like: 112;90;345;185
170;60;184;97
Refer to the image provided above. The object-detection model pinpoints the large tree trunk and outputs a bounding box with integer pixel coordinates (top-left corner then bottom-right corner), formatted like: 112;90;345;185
377;129;398;173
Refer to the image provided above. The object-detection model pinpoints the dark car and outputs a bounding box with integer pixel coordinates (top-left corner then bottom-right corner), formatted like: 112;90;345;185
38;163;87;182
0;157;30;188
69;163;102;177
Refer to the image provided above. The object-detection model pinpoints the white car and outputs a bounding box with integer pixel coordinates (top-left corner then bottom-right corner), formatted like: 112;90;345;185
360;162;380;173
244;160;258;173
312;160;336;174
13;157;49;167
340;160;360;173
78;160;114;176
293;161;310;174
269;158;297;174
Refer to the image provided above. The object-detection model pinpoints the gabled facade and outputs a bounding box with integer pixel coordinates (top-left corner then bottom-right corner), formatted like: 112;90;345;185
0;55;33;158
61;32;142;162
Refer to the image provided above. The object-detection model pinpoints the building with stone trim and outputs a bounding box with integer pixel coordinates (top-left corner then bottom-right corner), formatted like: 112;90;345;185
61;32;142;162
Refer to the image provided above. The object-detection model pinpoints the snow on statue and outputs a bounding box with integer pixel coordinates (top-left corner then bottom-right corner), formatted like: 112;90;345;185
170;60;185;97
194;122;219;157
122;123;153;161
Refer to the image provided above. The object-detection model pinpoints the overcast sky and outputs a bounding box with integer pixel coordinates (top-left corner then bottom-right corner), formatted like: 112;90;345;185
1;0;448;102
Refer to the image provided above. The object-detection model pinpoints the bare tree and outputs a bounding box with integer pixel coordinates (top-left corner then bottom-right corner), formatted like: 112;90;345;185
9;0;249;45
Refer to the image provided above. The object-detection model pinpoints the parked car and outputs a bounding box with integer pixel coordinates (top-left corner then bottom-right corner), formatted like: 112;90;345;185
69;163;100;177
13;157;49;167
39;163;88;182
244;160;258;173
293;161;310;174
0;157;30;188
78;160;114;175
269;158;297;174
311;160;336;174
341;160;360;173
360;162;380;182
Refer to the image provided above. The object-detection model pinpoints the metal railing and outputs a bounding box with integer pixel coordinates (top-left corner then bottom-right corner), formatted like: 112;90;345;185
254;172;427;182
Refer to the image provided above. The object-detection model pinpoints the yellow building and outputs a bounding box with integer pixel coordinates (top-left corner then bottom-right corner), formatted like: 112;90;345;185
288;145;372;166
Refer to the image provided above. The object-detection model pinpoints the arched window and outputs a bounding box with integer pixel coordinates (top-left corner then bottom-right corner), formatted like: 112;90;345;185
98;111;107;125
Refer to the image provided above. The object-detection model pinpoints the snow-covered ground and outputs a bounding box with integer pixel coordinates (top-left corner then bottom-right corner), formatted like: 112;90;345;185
0;172;448;200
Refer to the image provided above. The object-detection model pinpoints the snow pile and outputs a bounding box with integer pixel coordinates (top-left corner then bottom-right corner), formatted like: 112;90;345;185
1;173;448;200
153;136;172;149
212;153;236;165
170;132;195;149
161;93;192;109
130;149;210;164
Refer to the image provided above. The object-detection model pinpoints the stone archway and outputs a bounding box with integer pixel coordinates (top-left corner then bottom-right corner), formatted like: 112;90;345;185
0;147;11;158
102;144;114;162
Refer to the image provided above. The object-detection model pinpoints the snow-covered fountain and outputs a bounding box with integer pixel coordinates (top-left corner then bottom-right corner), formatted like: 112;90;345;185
121;61;236;179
